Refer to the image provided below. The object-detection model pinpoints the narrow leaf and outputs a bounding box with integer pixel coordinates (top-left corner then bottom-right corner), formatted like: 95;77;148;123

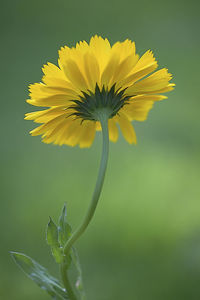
11;252;68;299
47;217;59;247
58;204;72;247
46;217;62;263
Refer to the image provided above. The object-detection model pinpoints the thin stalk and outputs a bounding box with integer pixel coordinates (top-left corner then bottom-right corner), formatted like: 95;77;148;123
64;112;110;256
60;263;77;300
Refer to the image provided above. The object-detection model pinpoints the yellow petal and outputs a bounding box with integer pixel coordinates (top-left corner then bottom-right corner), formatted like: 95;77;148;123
117;113;137;144
132;50;157;73
108;118;118;142
95;121;101;131
27;94;75;107
29;83;78;101
79;121;96;148
130;95;167;101
100;52;120;89
122;100;154;121
59;43;89;84
147;83;175;94
25;106;67;123
42;62;66;80
42;62;70;87
53;119;76;145
62;58;88;91
112;39;136;62
63;120;83;147
83;52;100;92
89;35;111;74
126;68;172;95
30;114;67;136
112;54;139;87
42;118;72;144
119;50;158;87
75;40;89;53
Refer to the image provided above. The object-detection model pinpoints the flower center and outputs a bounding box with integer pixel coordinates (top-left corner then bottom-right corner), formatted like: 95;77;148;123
69;84;131;121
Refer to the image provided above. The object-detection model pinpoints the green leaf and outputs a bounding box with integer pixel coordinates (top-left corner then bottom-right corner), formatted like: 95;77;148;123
47;217;59;247
46;217;63;263
11;252;68;299
71;248;86;300
58;204;72;247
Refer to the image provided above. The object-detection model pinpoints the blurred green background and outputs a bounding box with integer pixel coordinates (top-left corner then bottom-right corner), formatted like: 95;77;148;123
1;0;200;299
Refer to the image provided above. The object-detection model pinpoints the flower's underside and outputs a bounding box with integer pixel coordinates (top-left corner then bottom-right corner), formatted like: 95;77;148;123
25;35;174;148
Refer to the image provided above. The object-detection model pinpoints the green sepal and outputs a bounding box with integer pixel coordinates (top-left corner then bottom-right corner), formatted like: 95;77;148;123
69;83;130;121
58;204;72;247
71;248;86;300
46;217;63;264
10;252;68;299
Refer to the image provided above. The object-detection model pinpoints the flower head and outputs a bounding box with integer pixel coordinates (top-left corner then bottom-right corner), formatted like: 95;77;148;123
25;35;174;148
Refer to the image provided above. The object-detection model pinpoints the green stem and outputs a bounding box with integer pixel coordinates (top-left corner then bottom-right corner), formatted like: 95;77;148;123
60;263;77;300
61;112;109;299
64;112;110;256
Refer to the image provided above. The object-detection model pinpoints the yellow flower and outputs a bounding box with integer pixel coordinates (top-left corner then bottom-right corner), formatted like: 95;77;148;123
25;35;174;148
